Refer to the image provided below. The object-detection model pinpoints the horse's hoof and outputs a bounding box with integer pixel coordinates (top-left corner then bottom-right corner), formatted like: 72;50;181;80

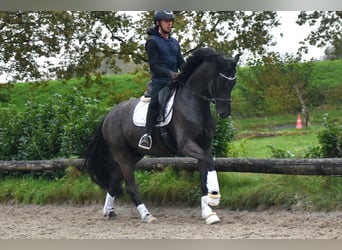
205;212;221;225
108;211;117;218
144;215;158;223
103;209;117;220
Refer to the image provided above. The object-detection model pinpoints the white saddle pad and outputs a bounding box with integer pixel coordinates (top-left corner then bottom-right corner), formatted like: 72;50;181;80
133;91;176;127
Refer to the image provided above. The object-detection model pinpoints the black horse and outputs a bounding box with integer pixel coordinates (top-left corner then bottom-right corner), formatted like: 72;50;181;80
84;47;240;224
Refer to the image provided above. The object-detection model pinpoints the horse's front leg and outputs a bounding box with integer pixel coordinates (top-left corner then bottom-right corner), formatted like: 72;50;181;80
198;159;221;224
206;168;221;206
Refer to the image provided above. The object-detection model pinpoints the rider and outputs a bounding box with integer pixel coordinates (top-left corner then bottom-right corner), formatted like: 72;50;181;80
138;11;185;150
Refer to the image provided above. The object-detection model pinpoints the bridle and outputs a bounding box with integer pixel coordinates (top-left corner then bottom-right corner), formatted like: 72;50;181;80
209;71;237;104
181;71;236;104
219;72;236;81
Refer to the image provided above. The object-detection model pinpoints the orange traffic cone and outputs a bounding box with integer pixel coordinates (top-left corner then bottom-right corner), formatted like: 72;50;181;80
296;113;302;129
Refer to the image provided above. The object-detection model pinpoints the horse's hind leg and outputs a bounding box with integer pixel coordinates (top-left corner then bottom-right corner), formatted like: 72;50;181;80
116;157;158;223
124;169;158;223
103;192;116;218
125;180;157;223
103;166;124;218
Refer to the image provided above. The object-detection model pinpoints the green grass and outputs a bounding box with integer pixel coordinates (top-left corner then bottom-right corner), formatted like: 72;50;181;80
1;164;342;211
0;170;336;211
0;74;149;111
233;108;342;132
0;167;104;204
137;168;342;211
230;129;319;158
311;59;342;87
220;173;342;210
230;108;342;158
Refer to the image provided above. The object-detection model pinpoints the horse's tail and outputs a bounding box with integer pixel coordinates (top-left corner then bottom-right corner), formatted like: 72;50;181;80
83;119;123;195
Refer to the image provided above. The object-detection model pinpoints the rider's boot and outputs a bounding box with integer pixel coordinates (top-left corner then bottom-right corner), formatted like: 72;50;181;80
138;107;158;150
144;81;153;98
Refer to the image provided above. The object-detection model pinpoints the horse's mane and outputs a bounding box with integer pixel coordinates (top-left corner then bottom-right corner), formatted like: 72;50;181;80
177;47;220;83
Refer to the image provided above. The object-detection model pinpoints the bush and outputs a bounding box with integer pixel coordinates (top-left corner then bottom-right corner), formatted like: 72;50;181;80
237;53;313;116
0;106;23;160
267;145;295;158
0;88;107;160
212;115;235;157
317;113;342;158
0;85;233;162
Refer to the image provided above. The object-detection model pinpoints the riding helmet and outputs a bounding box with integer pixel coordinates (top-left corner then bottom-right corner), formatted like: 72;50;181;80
154;11;175;24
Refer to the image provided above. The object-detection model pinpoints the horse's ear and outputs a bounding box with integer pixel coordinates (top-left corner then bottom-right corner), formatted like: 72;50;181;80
233;54;242;64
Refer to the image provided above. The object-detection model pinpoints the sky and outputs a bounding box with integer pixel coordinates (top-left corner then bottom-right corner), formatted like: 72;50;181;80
0;11;325;83
271;11;324;60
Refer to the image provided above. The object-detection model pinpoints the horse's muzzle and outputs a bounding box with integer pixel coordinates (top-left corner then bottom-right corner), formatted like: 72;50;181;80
218;112;230;118
215;99;231;118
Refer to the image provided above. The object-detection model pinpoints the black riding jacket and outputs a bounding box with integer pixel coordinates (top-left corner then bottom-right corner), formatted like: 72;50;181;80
145;27;185;84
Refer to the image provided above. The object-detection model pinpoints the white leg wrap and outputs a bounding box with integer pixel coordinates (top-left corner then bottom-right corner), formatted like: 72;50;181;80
201;196;220;224
103;193;115;216
137;204;150;220
137;203;157;223
207;170;220;193
207;170;221;206
201;196;212;219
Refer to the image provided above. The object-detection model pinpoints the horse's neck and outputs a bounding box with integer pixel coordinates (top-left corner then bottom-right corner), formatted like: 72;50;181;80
186;71;211;95
178;74;213;115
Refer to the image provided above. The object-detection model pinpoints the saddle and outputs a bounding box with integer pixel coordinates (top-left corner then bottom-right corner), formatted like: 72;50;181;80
133;81;177;127
133;81;179;154
133;90;175;127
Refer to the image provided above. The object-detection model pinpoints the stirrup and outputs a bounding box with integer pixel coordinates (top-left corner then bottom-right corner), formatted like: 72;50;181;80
138;134;152;150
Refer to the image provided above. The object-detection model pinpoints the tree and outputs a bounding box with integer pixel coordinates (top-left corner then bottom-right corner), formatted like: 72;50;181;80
0;11;281;83
237;52;313;117
0;11;133;82
133;11;280;58
296;11;342;59
324;40;342;60
1;12;88;81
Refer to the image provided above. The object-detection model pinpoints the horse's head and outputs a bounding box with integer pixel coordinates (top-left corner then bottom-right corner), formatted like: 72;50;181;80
209;53;240;118
178;48;240;118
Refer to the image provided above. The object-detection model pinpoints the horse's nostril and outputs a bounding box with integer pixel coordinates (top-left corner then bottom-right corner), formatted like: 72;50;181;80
219;112;229;118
